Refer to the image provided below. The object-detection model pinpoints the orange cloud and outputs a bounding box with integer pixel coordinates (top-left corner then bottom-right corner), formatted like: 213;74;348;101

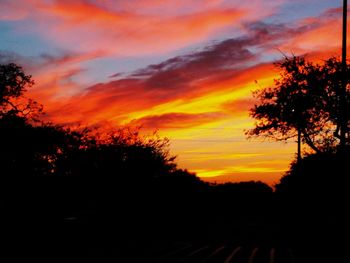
3;2;347;185
31;33;268;125
128;112;227;130
1;0;287;56
41;63;274;127
40;1;127;24
222;98;256;116
30;1;247;55
279;8;348;55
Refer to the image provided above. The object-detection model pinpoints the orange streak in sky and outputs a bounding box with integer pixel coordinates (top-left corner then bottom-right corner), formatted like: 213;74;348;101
18;4;349;186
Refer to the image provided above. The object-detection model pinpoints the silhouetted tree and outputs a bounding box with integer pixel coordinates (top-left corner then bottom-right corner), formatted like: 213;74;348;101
0;63;42;120
54;128;177;182
247;56;350;155
275;151;350;196
0;115;85;177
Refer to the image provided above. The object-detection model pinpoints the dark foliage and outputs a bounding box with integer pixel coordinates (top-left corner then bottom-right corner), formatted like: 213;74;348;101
0;113;275;260
273;151;350;263
247;56;350;153
275;150;350;198
0;63;42;120
1;62;347;261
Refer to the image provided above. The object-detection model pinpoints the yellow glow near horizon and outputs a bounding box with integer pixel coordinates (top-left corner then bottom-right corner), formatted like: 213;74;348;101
124;74;275;123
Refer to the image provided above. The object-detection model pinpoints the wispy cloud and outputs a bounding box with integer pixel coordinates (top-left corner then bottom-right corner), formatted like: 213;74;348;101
0;1;345;184
128;112;227;130
41;5;346;126
0;0;287;56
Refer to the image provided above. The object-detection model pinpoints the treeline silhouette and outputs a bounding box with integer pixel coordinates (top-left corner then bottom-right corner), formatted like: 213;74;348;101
1;62;349;261
0;113;277;260
247;55;350;262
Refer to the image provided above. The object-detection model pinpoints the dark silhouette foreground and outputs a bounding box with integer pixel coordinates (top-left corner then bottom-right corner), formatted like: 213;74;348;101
1;115;349;262
1;63;349;262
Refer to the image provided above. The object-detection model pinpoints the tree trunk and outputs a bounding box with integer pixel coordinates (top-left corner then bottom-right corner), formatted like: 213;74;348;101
297;127;302;161
301;129;321;154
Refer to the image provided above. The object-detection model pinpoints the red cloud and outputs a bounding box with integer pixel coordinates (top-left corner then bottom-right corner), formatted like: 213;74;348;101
1;0;285;56
26;1;247;55
128;112;227;130
5;3;347;132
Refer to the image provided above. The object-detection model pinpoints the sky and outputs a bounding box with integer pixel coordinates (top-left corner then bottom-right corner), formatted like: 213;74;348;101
0;0;348;185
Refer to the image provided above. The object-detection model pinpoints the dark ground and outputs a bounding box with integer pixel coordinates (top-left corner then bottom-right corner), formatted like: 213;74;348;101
1;177;349;262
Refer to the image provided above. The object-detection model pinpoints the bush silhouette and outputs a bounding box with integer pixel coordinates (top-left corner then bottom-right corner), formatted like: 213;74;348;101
275;150;350;198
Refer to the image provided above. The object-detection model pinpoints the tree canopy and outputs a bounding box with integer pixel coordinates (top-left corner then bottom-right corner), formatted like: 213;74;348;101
247;56;350;154
0;62;193;188
0;63;42;120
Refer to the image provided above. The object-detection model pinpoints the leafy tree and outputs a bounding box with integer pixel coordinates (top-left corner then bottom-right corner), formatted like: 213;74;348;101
55;127;177;183
0;63;178;182
0;63;42;120
0;114;85;177
247;56;350;155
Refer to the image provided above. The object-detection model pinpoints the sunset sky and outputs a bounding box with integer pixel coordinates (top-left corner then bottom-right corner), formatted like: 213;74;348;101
0;0;348;185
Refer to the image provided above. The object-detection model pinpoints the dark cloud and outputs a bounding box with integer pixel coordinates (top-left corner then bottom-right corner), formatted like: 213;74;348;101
8;6;341;127
244;21;312;51
96;33;265;105
1;49;106;76
0;50;39;71
67;22;293;122
77;36;260;118
108;72;125;78
39;50;105;66
0;50;23;64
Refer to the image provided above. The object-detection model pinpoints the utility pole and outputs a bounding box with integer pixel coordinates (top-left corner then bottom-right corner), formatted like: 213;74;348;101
340;0;348;149
343;0;347;66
